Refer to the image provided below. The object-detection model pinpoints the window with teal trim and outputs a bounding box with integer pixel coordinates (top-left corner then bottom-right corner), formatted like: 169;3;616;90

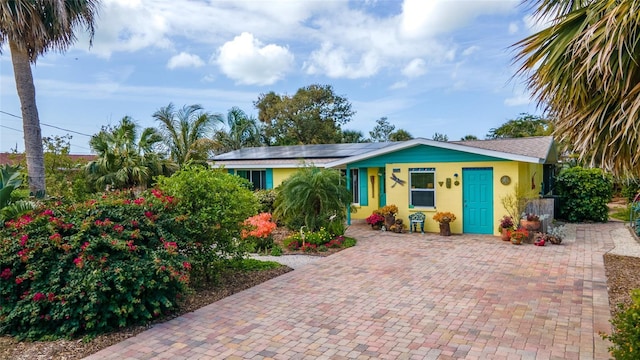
237;170;266;190
350;168;360;204
409;168;435;207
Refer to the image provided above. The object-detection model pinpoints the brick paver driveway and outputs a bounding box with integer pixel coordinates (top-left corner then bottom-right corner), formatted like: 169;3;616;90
86;223;616;360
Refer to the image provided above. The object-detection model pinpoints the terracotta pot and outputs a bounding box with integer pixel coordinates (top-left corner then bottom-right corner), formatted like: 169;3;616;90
500;227;511;241
511;237;523;245
371;224;381;230
520;219;541;231
439;222;451;236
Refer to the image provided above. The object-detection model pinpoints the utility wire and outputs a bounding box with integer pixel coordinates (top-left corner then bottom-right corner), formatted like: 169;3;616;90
0;110;93;137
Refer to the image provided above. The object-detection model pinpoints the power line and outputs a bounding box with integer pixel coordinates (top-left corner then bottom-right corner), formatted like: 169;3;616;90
0;124;22;132
0;110;93;137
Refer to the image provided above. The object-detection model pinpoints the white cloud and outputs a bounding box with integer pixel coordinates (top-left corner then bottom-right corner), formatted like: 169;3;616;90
504;92;531;106
462;45;480;57
167;52;204;69
401;58;427;78
399;0;518;39
390;81;408;90
215;32;294;85
305;42;381;79
508;22;519;34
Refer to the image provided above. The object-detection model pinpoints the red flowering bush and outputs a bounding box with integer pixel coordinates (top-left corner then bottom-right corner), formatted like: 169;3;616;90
0;191;190;340
365;213;384;226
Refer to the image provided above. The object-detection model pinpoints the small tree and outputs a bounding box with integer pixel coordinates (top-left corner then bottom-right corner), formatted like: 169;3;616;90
274;166;351;232
155;165;258;283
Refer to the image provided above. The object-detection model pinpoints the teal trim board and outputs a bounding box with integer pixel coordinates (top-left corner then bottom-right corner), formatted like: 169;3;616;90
350;145;507;168
265;169;273;189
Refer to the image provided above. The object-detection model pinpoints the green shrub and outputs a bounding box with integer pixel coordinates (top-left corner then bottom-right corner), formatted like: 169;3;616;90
270;245;283;256
255;189;277;213
155;166;258;283
621;180;640;202
555;167;613;222
342;237;357;248
604;289;640;359
0;192;189;340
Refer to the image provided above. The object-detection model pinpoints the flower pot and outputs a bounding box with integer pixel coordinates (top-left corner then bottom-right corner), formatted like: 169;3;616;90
511;237;523;245
520;219;541;232
371;224;381;230
439;222;451;236
500;227;511;241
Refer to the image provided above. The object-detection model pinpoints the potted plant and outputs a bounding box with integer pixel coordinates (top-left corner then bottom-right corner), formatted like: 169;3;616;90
520;213;541;231
433;211;456;236
498;215;515;241
510;228;528;245
379;204;399;228
366;212;385;230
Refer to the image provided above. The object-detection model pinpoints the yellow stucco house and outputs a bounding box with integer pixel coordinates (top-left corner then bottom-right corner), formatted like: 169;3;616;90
211;136;557;235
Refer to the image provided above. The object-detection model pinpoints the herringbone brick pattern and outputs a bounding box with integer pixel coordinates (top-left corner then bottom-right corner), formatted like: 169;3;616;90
85;223;616;359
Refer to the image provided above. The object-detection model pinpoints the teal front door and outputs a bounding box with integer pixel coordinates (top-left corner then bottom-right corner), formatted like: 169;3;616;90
463;168;493;234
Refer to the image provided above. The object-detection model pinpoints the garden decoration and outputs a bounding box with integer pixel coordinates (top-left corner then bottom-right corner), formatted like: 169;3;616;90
408;211;426;233
533;232;546;246
390;173;406;188
433;211;456;236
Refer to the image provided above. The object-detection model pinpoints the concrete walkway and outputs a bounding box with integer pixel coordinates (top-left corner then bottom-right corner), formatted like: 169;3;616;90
85;223;619;359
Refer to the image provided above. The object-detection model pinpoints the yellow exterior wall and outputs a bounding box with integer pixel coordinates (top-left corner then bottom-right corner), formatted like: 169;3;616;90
350;161;544;236
271;168;298;188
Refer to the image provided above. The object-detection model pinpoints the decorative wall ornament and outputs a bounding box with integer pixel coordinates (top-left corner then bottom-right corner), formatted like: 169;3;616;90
390;173;406;188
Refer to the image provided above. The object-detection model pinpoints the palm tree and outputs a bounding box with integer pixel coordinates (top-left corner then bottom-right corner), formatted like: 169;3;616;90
212;107;263;154
273;166;351;232
0;0;99;196
86;117;177;190
153;103;222;167
515;0;640;176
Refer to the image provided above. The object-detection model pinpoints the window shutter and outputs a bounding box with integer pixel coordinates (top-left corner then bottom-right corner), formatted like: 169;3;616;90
359;168;368;206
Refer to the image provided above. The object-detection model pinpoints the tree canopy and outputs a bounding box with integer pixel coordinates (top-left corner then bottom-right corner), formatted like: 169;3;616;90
254;84;354;145
486;113;552;139
153;103;221;166
514;0;640;176
86;117;177;190
212;107;263;154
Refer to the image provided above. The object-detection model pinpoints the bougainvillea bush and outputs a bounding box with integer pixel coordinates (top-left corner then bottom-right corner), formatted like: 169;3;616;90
0;191;191;340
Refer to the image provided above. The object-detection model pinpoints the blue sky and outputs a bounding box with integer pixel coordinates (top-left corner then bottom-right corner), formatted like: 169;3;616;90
0;0;544;155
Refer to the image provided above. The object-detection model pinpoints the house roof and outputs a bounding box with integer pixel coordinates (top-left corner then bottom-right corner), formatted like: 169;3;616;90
210;136;557;169
324;136;556;168
211;142;394;161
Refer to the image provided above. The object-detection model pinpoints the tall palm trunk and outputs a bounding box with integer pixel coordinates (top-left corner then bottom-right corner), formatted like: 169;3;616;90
9;40;45;196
